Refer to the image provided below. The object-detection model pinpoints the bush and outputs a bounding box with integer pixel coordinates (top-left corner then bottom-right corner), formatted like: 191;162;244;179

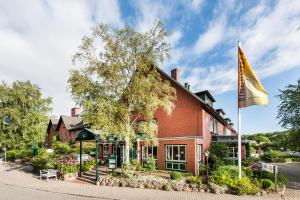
57;155;78;174
163;182;172;191
31;148;57;170
231;177;259;195
143;157;156;173
6;150;19;161
187;175;202;184
261;179;274;190
82;158;96;172
131;159;142;171
261;171;288;186
211;165;259;195
53;143;72;155
170;171;182;181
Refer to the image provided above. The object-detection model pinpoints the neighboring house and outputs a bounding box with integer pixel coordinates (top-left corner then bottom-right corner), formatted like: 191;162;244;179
45;108;83;148
45;67;249;175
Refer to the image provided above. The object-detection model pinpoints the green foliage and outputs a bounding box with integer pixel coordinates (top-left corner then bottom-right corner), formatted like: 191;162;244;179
170;171;182;180
6;150;19;161
0;81;52;150
6;149;32;161
131;159;142;171
163;182;172;191
277;79;300;130
277;79;300;151
211;165;259;195
82;158;96;172
261;171;288;186
187;175;203;187
261;179;274;190
143;157;156;173
68;21;176;163
209;144;229;170
53;143;72;155
31;148;57;170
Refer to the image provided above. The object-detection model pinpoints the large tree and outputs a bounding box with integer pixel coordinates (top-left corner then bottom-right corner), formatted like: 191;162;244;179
68;22;176;163
277;79;300;130
277;79;300;151
0;81;52;150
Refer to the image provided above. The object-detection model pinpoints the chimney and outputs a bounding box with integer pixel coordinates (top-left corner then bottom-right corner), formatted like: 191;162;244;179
171;68;180;81
184;83;190;90
71;107;80;117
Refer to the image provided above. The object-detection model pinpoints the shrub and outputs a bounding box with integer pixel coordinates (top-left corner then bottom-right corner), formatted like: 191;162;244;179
163;182;172;191
31;148;57;170
143;157;156;173
231;177;259;195
53;143;72;155
6;150;20;161
170;171;182;181
82;158;96;172
211;165;259;195
261;171;288;186
261;179;274;190
57;155;78;174
187;175;202;184
131;159;142;171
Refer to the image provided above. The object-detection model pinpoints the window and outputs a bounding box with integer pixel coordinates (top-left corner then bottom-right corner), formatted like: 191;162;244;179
210;117;218;134
227;147;238;158
142;146;157;160
103;144;109;157
165;145;186;161
197;144;202;161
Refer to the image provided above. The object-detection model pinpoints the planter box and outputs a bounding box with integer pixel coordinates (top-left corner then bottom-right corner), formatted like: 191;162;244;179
62;173;78;181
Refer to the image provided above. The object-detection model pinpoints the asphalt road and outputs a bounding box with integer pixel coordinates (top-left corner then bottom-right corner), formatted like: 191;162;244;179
0;182;107;200
276;162;300;190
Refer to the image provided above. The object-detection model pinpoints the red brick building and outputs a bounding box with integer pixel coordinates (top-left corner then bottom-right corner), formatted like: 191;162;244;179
45;108;82;148
46;67;248;175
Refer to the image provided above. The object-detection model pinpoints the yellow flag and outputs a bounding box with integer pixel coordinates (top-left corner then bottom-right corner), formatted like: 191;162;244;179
238;46;268;108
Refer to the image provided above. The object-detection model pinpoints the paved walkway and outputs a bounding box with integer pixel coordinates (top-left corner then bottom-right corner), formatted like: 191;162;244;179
0;161;298;200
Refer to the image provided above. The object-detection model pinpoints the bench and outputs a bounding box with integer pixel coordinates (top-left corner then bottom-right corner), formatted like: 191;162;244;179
40;169;57;181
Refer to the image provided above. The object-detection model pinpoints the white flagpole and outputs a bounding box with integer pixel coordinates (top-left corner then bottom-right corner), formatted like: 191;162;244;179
237;41;242;179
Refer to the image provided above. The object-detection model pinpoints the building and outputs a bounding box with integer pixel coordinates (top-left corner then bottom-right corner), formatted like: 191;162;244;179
45;67;248;175
45;108;83;148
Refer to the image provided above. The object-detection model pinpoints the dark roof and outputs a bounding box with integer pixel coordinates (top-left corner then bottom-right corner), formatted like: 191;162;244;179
46;117;59;132
194;90;216;103
224;118;231;122
56;115;83;131
156;67;236;133
68;123;90;131
216;109;225;115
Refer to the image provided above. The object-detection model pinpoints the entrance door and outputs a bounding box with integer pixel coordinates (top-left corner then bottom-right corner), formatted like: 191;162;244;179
114;145;125;167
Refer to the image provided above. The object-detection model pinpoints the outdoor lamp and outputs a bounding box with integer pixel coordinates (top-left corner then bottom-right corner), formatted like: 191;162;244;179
205;150;209;183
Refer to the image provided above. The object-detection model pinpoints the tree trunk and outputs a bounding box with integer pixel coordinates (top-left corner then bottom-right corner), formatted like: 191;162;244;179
124;118;131;164
124;135;130;164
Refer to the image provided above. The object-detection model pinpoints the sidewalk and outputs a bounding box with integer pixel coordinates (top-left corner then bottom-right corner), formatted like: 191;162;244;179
0;160;295;200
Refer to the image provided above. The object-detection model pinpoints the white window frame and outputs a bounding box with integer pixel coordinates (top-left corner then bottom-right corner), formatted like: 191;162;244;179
227;147;238;158
103;144;109;157
197;144;202;161
141;146;157;160
165;145;186;162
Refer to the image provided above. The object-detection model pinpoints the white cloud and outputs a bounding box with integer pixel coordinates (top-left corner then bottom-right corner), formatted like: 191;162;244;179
179;0;300;95
134;0;173;32
0;0;123;116
193;17;226;55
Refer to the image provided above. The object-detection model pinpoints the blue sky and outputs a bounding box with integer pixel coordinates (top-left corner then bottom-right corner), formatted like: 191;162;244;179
0;0;299;134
